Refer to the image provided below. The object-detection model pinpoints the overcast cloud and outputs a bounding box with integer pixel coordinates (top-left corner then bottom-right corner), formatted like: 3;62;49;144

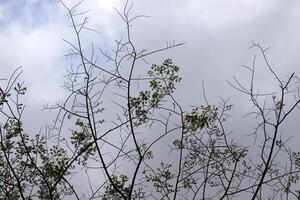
0;0;300;145
1;0;300;160
2;0;300;198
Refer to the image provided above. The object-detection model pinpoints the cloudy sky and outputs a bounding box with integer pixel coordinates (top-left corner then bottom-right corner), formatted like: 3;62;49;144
1;0;300;142
2;0;300;198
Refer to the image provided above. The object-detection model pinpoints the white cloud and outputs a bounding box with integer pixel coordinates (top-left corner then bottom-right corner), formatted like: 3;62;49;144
0;21;70;105
0;5;4;19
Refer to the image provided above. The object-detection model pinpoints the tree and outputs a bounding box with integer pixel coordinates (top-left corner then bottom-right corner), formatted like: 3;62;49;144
1;0;300;199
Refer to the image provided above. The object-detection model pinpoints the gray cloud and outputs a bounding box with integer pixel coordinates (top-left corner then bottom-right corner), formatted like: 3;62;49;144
1;1;300;196
0;0;299;152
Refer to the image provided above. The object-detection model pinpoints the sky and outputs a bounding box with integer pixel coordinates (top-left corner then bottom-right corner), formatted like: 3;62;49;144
2;0;300;198
0;0;300;153
0;0;299;137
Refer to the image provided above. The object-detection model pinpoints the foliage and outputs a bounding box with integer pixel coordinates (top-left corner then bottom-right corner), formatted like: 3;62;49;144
1;0;300;200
